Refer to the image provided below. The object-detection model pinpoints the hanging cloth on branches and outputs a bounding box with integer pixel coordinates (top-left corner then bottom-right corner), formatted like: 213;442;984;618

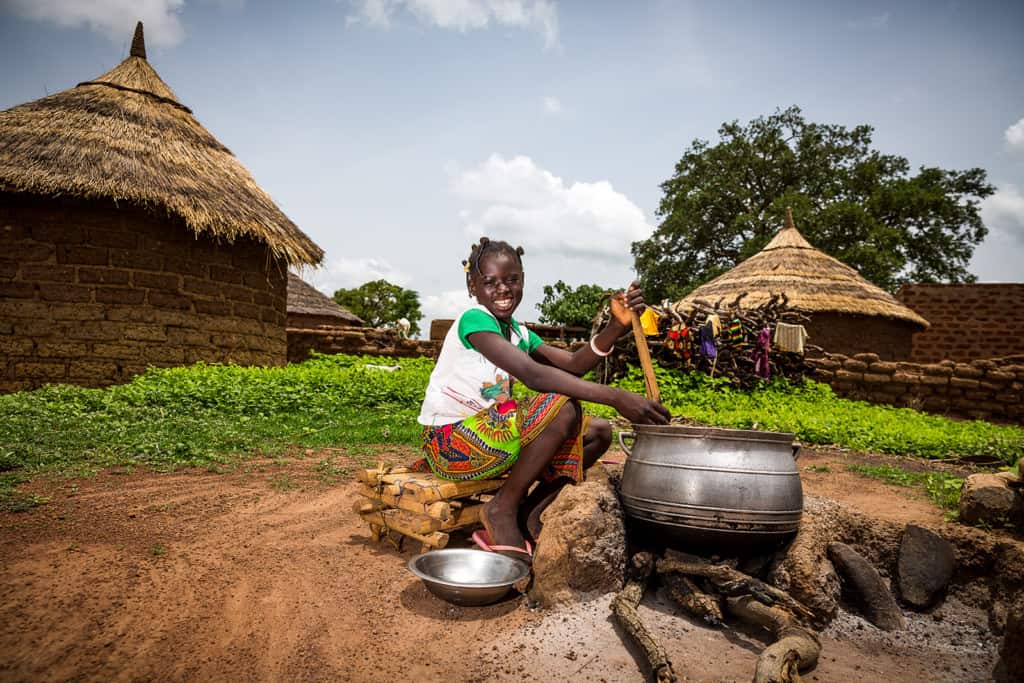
698;321;718;359
752;327;771;379
773;322;808;354
726;318;743;345
666;323;691;360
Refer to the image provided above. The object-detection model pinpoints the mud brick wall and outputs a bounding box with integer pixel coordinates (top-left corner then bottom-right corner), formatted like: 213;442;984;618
809;352;1024;424
804;313;917;361
897;283;1024;363
0;194;289;393
287;327;439;363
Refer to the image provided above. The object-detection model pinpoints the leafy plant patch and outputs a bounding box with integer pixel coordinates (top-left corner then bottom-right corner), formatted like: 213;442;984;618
613;364;1024;465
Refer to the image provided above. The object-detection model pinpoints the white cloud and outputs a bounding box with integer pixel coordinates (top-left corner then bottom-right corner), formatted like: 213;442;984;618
346;0;559;48
982;183;1024;245
421;288;472;321
449;154;654;261
1005;117;1024;151
5;0;187;47
541;96;561;115
300;257;412;297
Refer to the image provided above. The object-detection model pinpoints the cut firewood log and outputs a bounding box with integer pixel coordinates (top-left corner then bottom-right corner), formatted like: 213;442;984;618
611;553;676;683
657;551;815;622
827;542;905;631
726;596;821;683
662;573;722;627
359;466;505;503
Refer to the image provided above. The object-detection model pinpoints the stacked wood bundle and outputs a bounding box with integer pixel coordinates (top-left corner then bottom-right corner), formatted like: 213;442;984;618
593;292;820;389
354;465;504;553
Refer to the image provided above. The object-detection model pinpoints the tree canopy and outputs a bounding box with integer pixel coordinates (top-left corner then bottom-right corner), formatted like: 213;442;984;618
536;280;609;328
632;106;994;301
333;279;423;336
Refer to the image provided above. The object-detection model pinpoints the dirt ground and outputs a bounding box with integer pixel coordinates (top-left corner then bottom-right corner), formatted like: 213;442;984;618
0;444;1009;682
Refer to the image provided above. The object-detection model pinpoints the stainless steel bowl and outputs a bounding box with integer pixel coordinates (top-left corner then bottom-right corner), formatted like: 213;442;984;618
407;548;530;606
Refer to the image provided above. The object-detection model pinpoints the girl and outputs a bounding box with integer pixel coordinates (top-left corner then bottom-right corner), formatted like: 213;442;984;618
413;237;670;562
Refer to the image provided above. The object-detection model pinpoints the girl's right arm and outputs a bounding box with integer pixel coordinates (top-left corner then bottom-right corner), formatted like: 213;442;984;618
467;331;670;425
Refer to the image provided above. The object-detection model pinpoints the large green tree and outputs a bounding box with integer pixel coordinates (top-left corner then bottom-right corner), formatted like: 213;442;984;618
632;106;994;301
333;279;423;336
536;280;609;328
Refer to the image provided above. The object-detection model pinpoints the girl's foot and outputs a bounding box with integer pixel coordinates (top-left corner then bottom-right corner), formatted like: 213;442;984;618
480;495;532;563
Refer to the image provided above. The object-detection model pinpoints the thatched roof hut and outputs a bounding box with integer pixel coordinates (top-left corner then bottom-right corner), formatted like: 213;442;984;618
676;209;929;359
0;22;321;266
287;273;363;328
0;22;323;392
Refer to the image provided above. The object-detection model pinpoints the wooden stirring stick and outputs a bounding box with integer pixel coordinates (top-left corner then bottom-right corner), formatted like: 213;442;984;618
630;309;661;403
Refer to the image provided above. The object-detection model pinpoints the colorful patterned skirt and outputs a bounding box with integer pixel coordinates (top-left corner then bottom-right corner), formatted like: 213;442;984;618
411;393;590;483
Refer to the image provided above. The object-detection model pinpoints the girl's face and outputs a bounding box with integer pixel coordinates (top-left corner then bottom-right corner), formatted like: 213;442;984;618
469;252;524;322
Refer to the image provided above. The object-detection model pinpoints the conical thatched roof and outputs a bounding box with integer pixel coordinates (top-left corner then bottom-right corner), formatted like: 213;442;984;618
287;273;363;326
0;22;322;266
676;209;929;328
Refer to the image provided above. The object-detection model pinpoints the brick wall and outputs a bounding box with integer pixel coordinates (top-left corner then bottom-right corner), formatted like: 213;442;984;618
897;283;1024;363
0;193;289;392
805;312;917;361
287;327;439;364
809;352;1024;424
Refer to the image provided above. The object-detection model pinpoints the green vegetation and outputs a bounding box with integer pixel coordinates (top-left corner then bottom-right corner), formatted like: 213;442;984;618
536;280;610;327
634;105;993;300
333;279;423;336
845;464;964;516
0;353;431;505
2;354;1021;512
613;364;1023;465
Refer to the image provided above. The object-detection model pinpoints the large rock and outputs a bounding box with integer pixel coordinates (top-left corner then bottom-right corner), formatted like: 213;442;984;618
960;473;1017;526
828;542;905;631
528;467;627;606
767;497;842;624
897;524;954;609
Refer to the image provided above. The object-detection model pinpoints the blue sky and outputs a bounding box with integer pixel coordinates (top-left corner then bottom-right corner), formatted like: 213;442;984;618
2;0;1022;328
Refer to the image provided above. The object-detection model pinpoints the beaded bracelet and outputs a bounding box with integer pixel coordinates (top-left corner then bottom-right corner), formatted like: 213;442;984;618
590;336;614;357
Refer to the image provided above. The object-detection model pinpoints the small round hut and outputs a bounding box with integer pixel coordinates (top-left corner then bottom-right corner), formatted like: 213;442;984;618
675;210;929;360
0;23;322;392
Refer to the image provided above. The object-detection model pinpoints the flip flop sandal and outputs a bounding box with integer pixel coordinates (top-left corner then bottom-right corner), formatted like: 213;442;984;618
471;529;533;564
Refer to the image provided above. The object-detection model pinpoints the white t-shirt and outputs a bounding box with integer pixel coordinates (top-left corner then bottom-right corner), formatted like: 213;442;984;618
417;305;544;426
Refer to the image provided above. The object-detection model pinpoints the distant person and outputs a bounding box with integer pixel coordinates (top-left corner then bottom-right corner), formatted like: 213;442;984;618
411;236;670;563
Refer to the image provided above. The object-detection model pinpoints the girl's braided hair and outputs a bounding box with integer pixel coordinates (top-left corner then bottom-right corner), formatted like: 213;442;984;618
463;237;525;275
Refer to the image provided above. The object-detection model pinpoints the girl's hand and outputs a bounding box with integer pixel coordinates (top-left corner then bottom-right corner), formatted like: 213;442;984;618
610;281;645;328
614;389;671;425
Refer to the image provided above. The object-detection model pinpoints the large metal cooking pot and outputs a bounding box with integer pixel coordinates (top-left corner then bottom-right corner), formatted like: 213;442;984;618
618;424;803;545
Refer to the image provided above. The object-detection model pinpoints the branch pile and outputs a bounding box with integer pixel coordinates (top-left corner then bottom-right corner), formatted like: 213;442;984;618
594;292;820;388
611;549;822;683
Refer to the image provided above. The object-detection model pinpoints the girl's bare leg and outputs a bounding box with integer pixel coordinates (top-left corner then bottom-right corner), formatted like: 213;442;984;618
480;401;580;553
520;417;612;540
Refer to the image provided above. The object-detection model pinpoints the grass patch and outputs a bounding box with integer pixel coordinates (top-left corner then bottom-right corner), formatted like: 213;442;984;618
2;353;1020;508
846;463;964;516
613;365;1024;466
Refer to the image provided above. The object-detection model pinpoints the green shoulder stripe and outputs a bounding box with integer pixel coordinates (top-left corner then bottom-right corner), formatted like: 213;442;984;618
458;308;501;349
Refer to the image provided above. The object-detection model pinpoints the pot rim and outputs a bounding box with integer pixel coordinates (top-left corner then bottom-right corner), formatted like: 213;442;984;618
629;424;795;444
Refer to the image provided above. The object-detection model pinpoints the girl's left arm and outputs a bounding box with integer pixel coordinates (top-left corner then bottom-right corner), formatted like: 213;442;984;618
530;282;644;376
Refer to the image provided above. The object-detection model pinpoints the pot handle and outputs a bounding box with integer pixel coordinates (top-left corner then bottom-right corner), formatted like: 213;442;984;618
792;442;802;460
618;431;636;456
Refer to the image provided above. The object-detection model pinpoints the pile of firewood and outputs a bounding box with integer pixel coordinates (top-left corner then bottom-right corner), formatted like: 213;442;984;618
612;549;821;683
594;293;819;389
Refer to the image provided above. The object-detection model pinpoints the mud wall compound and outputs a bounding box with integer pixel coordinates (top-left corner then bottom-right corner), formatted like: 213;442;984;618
287;327;439;364
0;194;288;392
809;353;1024;424
897;283;1024;363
